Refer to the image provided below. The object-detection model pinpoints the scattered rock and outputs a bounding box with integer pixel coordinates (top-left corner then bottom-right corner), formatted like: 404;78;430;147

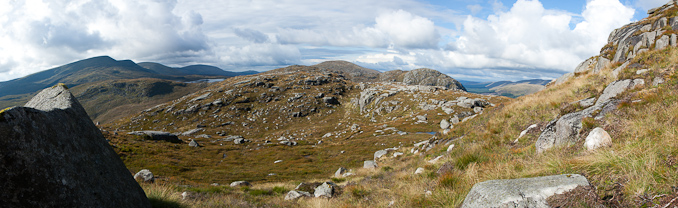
335;167;347;178
393;152;404;157
363;160;378;169
285;190;311;200
653;77;665;86
596;79;644;106
584;127;612;151
636;68;650;75
447;144;455;152
414;167;425;174
461;174;590;208
181;128;203;136
230;181;251;187
440;119;451;129
374;150;388;160
234;138;250;144
450;115;460;124
0;85;151;207
322;96;340;105
189;140;201;147
134;169;155;183
437;162;454;175
128;131;182;143
274;160;283;163
517;124;539;141
428;155;444;163
314;182;335;198
190;92;212;102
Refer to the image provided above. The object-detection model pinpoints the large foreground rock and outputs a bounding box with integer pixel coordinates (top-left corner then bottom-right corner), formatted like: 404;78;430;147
461;174;589;208
0;85;150;207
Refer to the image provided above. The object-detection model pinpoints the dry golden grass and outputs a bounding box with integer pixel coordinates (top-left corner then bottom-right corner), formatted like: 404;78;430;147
122;47;678;207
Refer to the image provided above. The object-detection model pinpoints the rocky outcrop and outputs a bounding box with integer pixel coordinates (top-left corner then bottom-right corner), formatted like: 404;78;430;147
461;174;590;208
536;79;644;153
402;68;466;91
0;84;150;207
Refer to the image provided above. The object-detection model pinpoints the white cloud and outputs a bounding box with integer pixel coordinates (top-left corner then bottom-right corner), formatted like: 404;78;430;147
446;0;634;75
277;10;440;49
0;0;210;80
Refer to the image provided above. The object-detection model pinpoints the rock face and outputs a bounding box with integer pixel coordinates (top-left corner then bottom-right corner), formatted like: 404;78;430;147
584;127;612;150
0;85;150;207
461;174;589;208
402;68;466;91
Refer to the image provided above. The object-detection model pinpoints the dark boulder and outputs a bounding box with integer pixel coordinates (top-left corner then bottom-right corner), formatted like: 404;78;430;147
0;84;150;207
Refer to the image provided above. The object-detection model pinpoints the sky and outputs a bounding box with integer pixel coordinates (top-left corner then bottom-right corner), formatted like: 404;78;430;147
0;0;670;82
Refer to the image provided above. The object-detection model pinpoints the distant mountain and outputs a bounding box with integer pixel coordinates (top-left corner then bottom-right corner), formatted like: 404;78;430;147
460;79;550;98
138;62;259;77
0;56;258;98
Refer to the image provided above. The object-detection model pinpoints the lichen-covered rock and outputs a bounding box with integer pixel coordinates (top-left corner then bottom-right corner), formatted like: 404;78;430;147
0;85;150;207
461;174;589;208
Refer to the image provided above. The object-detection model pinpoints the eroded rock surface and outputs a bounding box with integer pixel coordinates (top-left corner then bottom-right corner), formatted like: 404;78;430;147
461;174;589;208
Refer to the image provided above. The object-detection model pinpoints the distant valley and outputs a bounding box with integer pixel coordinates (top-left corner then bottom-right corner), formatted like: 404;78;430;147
460;79;551;98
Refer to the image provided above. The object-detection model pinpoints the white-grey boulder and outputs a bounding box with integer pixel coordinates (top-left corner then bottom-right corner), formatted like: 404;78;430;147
584;127;612;151
374;150;388;160
363;160;378;169
414;167;425;175
440;119;451;129
461;174;589;208
230;181;251;187
314;182;334;198
134;169;154;183
285;190;311;200
334;167;347;178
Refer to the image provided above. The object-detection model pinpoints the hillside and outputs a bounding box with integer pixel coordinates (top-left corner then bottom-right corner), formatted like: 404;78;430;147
97;1;678;208
70;78;212;124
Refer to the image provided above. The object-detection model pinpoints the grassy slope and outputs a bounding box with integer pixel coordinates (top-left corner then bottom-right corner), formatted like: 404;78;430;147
128;46;678;208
